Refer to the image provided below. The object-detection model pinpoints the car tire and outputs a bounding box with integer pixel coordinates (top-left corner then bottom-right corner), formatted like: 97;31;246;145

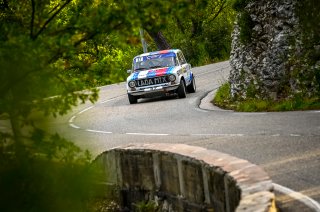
128;93;138;104
177;80;186;98
187;76;196;93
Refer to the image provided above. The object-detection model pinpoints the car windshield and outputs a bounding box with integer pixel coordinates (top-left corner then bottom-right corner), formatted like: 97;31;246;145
133;54;177;72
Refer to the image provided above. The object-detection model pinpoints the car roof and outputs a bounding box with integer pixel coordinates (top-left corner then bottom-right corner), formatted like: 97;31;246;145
134;49;180;58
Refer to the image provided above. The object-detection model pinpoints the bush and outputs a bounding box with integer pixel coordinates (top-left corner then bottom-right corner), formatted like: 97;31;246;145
0;132;103;212
213;82;232;108
213;83;320;112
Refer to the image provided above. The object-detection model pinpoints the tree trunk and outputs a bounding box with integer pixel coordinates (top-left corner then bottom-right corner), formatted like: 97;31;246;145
148;31;171;50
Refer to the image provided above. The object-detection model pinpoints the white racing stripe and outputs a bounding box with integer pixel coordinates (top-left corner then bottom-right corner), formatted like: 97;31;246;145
273;183;320;211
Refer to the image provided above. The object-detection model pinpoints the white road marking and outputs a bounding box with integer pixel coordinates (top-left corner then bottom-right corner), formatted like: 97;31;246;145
311;111;320;113
273;183;320;212
86;129;112;134
69;123;80;129
69;116;76;123
100;100;111;104
191;133;244;137
126;132;169;136
290;134;301;137
271;134;280;137
78;106;94;114
68;95;123;129
100;95;127;104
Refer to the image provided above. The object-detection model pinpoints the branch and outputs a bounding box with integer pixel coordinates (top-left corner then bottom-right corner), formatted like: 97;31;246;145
48;3;60;15
30;0;35;39
175;16;185;34
47;32;97;64
206;0;227;24
47;26;80;36
32;0;72;40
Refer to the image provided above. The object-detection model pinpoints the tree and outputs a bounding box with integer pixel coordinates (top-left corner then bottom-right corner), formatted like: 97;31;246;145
0;0;194;210
0;0;238;210
0;0;139;210
163;0;236;65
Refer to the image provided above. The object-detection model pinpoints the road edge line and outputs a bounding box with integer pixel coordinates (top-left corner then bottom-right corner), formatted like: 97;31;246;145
273;183;320;211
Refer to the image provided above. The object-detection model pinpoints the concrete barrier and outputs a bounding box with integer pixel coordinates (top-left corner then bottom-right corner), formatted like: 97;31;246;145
94;143;276;212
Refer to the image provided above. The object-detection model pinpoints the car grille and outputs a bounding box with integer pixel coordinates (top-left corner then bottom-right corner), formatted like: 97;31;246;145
135;76;168;87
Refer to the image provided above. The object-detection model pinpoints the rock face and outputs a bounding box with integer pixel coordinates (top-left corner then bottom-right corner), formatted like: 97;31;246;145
229;0;319;100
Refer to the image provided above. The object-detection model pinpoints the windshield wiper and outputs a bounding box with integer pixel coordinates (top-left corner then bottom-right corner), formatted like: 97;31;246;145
134;67;147;71
149;65;162;69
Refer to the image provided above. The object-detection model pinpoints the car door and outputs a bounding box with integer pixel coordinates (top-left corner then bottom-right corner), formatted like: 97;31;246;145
177;51;192;86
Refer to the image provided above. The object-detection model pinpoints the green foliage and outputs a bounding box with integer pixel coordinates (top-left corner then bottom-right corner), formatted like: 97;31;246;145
0;0;252;210
231;0;255;44
246;81;258;98
161;0;236;65
232;0;253;12
0;129;103;212
238;10;254;43
214;83;320;112
134;200;158;212
291;0;320;96
296;0;320;50
0;1;145;211
237;100;269;112
213;82;232;105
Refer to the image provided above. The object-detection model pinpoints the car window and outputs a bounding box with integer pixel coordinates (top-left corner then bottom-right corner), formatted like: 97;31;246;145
161;57;176;67
133;54;177;71
177;52;186;65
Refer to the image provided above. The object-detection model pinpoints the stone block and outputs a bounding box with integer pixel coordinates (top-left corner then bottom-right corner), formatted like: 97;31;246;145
159;153;180;195
181;160;205;204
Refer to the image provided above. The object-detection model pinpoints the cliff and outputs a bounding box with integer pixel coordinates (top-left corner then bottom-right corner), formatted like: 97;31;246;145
229;0;320;100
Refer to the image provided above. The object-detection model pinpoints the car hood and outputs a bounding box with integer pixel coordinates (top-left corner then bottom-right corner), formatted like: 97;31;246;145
127;66;177;81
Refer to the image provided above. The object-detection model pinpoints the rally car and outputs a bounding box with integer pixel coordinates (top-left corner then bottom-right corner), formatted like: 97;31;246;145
126;49;196;104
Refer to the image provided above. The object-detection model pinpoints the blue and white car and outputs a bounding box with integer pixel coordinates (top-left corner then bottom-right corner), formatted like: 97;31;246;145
126;49;196;104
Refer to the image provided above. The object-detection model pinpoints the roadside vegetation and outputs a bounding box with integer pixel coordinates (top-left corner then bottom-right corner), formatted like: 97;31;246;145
0;0;236;211
213;83;320;112
213;0;320;112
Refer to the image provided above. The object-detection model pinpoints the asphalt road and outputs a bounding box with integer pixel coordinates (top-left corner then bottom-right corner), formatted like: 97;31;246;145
51;61;320;211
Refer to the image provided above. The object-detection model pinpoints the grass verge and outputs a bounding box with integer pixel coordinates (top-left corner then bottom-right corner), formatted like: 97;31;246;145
213;83;320;112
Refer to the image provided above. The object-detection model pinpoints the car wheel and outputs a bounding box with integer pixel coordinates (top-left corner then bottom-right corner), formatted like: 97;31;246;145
128;93;138;104
177;80;186;98
187;76;196;93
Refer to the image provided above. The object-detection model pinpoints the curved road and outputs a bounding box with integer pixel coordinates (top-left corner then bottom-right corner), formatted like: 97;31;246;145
53;61;320;211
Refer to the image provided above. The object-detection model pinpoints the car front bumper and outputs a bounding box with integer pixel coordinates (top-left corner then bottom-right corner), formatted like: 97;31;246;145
127;84;180;96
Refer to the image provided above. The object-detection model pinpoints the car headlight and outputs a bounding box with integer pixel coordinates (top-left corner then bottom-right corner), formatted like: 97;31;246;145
128;80;136;88
167;74;176;82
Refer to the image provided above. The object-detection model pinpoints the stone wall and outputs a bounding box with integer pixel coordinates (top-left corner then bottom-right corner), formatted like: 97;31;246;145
229;0;320;100
94;143;276;212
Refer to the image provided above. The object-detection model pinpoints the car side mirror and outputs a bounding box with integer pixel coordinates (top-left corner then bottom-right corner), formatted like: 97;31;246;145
127;70;132;74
